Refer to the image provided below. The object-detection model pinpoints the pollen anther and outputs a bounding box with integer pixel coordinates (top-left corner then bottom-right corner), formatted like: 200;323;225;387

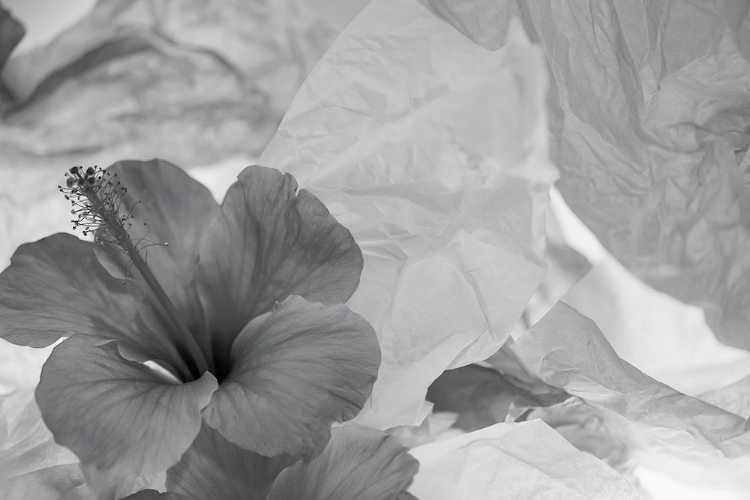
58;166;132;249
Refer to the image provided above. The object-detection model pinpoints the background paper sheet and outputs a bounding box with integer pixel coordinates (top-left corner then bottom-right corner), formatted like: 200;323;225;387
426;0;750;351
259;0;557;428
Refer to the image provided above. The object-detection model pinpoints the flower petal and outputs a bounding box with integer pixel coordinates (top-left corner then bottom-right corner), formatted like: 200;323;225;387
267;425;419;500
165;423;294;500
96;159;220;332
0;233;184;369
35;336;218;476
203;296;380;456
195;166;363;359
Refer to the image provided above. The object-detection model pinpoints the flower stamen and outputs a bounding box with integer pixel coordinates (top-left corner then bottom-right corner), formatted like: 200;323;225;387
59;166;209;379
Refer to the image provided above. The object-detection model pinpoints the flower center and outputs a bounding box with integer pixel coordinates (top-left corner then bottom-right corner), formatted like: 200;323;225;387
59;166;209;380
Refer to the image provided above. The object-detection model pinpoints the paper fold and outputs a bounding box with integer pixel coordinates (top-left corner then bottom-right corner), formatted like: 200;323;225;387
509;302;750;493
408;419;647;500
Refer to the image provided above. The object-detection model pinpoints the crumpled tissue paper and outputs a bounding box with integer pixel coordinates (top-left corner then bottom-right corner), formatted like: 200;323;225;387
508;302;750;494
426;0;750;351
1;0;335;166
563;249;750;397
259;0;557;428
408;419;647;500
0;390;84;499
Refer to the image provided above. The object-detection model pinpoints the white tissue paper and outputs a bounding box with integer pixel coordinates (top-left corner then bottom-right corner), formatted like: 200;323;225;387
563;250;750;398
259;0;557;428
510;302;750;495
408;419;647;500
425;0;750;351
545;186;750;399
2;0;335;166
0;390;84;499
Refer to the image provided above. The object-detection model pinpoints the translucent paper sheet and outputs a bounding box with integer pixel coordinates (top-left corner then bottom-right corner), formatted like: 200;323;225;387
543;188;750;398
0;387;167;500
701;375;750;419
408;419;647;500
259;0;557;428
509;302;750;494
0;390;84;499
564;251;750;397
425;0;750;351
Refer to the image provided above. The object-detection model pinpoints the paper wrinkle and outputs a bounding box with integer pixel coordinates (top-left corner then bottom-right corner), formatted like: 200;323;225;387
563;249;750;397
699;375;750;420
259;0;556;428
387;411;463;449
0;390;85;500
525;397;631;471
510;302;750;492
0;0;335;173
513;204;593;336
426;0;750;349
408;420;646;500
532;189;750;399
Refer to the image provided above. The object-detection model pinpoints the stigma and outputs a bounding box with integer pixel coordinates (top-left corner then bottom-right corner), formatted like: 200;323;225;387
58;165;134;242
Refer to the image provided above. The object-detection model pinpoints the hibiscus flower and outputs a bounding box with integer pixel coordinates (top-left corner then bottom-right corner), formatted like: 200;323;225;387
0;159;381;483
123;424;419;500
